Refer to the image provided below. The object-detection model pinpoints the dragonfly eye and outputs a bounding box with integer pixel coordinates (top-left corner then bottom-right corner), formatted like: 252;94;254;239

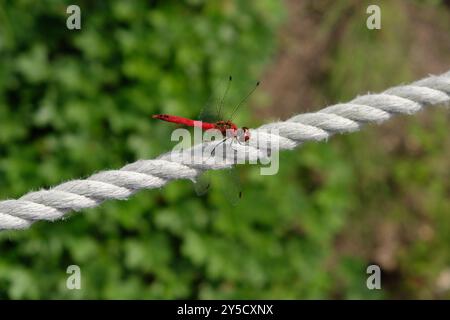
237;127;250;142
243;127;250;142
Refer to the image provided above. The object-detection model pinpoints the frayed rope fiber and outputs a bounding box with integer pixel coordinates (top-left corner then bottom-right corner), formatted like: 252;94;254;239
1;70;449;230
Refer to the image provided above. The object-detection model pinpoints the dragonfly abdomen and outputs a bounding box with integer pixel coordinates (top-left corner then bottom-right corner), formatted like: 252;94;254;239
152;114;216;131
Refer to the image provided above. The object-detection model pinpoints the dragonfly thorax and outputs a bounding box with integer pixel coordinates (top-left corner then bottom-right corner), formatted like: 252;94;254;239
213;121;250;142
214;120;238;134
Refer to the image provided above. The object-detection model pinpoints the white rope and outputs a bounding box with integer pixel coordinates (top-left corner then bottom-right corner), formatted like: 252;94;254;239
1;70;449;231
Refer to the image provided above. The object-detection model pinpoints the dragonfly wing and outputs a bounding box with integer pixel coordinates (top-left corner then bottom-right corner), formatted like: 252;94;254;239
192;139;229;197
198;81;220;123
198;76;232;122
222;166;242;206
193;170;211;196
198;103;218;123
193;167;242;205
207;140;243;205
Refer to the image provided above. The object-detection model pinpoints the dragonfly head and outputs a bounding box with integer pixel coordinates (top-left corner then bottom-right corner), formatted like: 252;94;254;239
237;127;250;142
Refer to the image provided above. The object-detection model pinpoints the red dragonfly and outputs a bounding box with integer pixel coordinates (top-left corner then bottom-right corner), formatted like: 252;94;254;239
151;114;251;144
153;76;258;143
152;76;259;202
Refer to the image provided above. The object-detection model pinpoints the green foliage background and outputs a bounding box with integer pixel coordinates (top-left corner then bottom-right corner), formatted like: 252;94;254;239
0;0;449;299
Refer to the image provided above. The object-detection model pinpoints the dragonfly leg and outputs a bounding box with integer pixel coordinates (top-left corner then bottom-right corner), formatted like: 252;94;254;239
207;137;228;161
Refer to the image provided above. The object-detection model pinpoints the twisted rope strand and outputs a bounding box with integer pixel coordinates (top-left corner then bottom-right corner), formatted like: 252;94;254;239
1;70;449;230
